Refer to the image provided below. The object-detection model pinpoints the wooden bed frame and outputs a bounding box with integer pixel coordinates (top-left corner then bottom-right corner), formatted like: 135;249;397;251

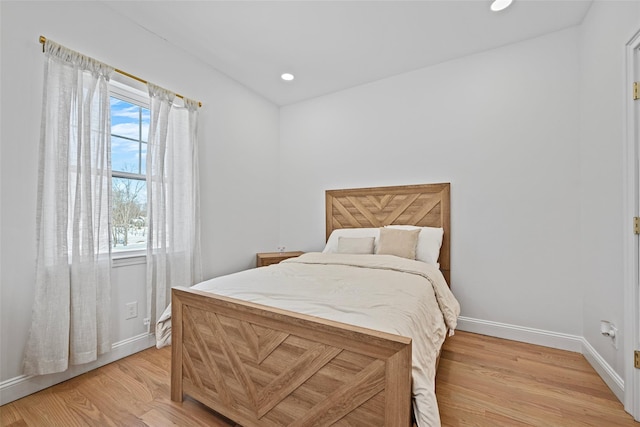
171;183;451;426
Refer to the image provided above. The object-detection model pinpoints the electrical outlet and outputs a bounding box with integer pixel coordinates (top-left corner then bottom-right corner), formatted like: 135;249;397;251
143;318;150;326
125;302;138;320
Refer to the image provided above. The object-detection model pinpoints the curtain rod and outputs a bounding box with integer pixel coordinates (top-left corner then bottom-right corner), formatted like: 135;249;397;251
39;36;202;108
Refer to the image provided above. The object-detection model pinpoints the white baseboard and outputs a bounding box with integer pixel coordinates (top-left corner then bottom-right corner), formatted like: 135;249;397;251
456;316;584;352
456;316;624;402
581;338;625;401
0;333;155;406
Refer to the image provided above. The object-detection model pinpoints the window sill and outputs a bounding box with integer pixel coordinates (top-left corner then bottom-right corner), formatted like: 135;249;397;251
112;250;146;268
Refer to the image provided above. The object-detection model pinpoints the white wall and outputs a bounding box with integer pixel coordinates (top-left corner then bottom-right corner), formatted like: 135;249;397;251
0;1;280;402
280;28;583;337
579;0;640;385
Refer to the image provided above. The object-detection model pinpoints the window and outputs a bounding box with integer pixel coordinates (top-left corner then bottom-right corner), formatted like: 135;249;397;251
109;82;150;254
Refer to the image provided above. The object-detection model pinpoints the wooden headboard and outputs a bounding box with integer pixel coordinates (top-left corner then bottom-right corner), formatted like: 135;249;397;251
326;183;450;284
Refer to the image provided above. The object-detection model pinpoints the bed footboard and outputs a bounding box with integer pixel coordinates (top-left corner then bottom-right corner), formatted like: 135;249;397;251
171;287;412;426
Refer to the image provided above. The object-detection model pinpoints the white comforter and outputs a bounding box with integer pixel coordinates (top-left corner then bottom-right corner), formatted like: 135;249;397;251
156;252;460;427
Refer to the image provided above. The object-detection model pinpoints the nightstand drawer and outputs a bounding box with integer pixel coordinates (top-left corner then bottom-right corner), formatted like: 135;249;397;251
256;251;304;267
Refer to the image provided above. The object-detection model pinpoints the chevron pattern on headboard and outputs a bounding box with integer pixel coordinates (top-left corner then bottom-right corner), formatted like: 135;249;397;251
326;183;450;284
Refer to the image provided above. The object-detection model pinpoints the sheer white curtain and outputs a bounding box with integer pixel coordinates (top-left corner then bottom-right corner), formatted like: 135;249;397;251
146;83;202;328
23;40;114;375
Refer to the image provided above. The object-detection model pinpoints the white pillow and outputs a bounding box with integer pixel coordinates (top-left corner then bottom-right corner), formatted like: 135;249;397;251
337;237;375;254
385;225;444;267
323;228;380;254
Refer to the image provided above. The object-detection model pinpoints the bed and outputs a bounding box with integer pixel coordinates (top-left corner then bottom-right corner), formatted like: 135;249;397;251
163;183;459;426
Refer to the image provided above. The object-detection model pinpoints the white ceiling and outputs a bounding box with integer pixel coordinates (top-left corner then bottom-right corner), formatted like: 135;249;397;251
105;0;593;106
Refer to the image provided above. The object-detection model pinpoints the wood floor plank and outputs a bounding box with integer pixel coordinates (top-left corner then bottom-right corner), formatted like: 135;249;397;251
9;386;90;427
140;397;236;427
47;378;119;427
436;331;637;426
1;331;637;426
0;403;25;427
72;370;150;426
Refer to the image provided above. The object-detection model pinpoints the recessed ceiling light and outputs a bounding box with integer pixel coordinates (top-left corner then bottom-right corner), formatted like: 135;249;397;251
490;0;513;12
281;73;295;81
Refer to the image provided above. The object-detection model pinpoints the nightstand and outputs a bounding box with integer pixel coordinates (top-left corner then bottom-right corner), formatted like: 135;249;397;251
256;251;304;267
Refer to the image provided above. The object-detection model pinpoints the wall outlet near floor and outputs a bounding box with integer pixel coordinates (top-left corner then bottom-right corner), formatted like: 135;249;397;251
600;320;618;349
143;318;150;326
125;301;138;320
610;325;618;349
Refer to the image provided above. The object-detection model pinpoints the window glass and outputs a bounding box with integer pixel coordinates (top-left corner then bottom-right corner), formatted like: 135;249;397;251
110;90;149;254
111;177;147;251
111;136;142;173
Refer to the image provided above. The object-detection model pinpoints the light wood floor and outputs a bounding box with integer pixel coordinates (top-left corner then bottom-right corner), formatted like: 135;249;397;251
436;331;636;426
1;331;637;426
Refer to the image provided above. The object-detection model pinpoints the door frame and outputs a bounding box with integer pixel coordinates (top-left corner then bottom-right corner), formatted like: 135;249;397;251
623;27;640;421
